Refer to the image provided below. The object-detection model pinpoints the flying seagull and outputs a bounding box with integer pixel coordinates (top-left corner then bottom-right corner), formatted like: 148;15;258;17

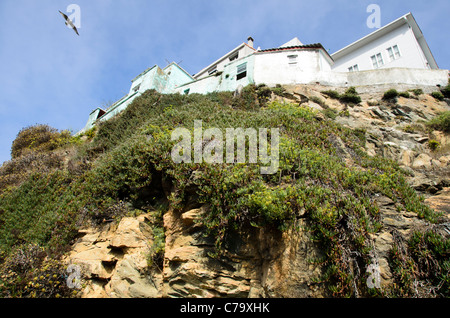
59;10;79;36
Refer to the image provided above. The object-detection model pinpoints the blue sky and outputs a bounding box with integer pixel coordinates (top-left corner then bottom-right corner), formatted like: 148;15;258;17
0;0;449;165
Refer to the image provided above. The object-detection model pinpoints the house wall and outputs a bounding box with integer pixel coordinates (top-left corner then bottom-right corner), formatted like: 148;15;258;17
129;64;194;95
79;63;194;134
176;55;255;94
253;49;335;86
78;91;140;134
175;48;447;96
129;66;163;95
160;64;196;94
81;108;104;132
332;23;430;72
194;44;255;80
346;68;448;87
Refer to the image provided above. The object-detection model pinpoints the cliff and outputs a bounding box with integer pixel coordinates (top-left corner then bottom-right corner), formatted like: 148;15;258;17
0;83;449;298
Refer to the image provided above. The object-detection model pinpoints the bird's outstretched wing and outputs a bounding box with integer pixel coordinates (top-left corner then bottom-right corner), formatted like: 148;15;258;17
58;10;69;20
72;24;80;36
59;10;79;36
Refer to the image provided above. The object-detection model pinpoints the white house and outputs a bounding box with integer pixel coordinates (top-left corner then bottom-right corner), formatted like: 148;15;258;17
193;37;257;80
252;43;335;87
173;41;336;95
331;12;439;72
78;12;448;134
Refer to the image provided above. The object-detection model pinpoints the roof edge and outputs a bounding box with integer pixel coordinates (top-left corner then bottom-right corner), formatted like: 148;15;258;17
257;43;334;63
163;62;195;80
331;13;411;59
131;64;158;82
406;13;439;69
194;42;256;78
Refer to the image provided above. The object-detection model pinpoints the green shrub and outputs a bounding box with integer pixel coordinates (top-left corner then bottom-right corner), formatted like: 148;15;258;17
411;88;424;96
256;85;272;106
0;171;81;252
339;87;361;104
426;111;450;133
270;84;297;100
398;91;410;98
441;86;450;98
339;110;350;117
440;80;450;98
0;89;444;298
428;139;440;151
147;226;165;270
431;91;444;101
0;244;77;298
271;84;286;96
402;125;413;133
382;89;399;100
390;229;450;297
322;90;341;99
0;152;65;193
322;108;338;120
11;125;72;159
309;96;327;107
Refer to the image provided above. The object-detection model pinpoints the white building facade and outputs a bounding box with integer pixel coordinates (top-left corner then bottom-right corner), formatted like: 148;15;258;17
193;37;257;80
79;12;448;134
331;13;439;72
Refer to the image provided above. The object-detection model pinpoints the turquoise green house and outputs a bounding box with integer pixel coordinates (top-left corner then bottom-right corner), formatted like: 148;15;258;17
79;62;194;134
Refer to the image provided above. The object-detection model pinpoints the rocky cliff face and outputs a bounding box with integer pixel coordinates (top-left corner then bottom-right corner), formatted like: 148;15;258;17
65;84;450;298
67;206;327;298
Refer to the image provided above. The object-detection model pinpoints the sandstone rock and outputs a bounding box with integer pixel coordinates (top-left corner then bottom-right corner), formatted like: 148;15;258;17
431;159;442;168
369;231;394;288
399;149;414;167
109;217;151;249
412;153;432;169
365;141;377;157
424;187;450;217
413;135;429;144
109;256;160;298
439;155;450;166
370;106;391;121
66;213;158;298
160;207;327;298
382;141;402;162
180;207;203;226
431;130;450;147
261;220;325;298
328;134;353;163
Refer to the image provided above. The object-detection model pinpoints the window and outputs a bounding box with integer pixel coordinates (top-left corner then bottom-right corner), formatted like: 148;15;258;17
236;62;247;80
208;66;217;76
184;88;190;95
371;53;384;69
287;54;298;65
387;45;401;61
348;64;359;72
133;84;141;92
229;52;239;61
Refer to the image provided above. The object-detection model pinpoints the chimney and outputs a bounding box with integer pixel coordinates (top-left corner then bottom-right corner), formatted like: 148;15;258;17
247;36;254;48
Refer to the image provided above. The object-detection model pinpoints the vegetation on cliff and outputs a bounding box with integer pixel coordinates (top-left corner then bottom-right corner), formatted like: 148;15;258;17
0;85;448;297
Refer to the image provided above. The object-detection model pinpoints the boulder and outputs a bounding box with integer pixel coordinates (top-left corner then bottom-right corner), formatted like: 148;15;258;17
424;188;450;216
412;153;432;169
66;213;159;298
